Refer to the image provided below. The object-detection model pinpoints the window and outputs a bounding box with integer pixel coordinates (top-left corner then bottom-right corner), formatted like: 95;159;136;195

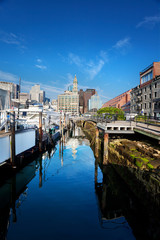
155;92;157;98
145;103;146;109
141;71;153;84
149;94;151;99
145;95;147;100
149;102;151;108
155;83;157;88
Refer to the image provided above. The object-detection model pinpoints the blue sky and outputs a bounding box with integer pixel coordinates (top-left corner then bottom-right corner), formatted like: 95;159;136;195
0;0;160;103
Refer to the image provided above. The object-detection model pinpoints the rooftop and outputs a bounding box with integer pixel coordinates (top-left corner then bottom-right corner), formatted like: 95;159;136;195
140;63;153;75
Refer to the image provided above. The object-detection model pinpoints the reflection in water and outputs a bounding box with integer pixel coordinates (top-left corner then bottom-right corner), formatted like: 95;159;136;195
0;126;160;240
95;160;160;240
0;162;36;239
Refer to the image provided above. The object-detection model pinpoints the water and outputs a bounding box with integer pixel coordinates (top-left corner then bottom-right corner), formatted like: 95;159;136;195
0;127;159;240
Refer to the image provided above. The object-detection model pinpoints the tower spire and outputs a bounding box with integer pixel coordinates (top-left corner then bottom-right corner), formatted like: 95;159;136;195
73;75;78;92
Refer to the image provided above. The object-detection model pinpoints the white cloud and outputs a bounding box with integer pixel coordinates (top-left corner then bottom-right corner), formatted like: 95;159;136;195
136;15;160;28
113;37;130;49
0;31;26;52
0;31;20;45
37;58;42;63
35;64;47;70
78;84;89;90
0;70;19;82
100;50;109;62
68;53;83;67
67;51;107;80
86;59;105;80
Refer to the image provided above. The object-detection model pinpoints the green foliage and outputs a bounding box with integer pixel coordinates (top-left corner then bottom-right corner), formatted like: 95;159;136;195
97;107;124;115
135;115;147;122
141;157;149;163
147;163;154;169
135;159;143;168
97;107;125;120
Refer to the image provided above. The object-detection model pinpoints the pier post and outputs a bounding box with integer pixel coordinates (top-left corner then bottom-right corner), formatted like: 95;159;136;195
39;112;42;152
64;114;66;128
5;111;9;132
60;116;62;136
103;132;109;164
10;111;16;166
62;116;64;142
95;128;99;158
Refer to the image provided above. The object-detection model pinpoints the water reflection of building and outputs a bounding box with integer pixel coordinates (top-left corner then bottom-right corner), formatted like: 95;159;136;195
66;138;79;159
65;127;89;158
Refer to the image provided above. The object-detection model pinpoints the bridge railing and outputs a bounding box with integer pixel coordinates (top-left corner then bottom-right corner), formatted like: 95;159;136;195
83;114;127;123
134;115;160;126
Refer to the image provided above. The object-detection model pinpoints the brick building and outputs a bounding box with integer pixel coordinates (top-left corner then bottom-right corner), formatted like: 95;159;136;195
130;62;160;117
78;89;96;114
101;90;131;109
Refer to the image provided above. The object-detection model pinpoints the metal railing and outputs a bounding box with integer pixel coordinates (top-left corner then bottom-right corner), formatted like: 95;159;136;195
135;116;160;126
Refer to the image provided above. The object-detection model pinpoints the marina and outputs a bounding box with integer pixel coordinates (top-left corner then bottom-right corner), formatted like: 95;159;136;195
0;126;160;240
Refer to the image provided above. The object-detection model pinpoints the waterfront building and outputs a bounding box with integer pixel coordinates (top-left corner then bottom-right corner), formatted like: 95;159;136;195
0;89;10;110
51;99;58;111
78;89;96;114
121;101;130;113
58;75;79;115
19;93;30;104
0;81;19;109
130;62;160;117
30;84;45;104
102;90;131;110
88;94;102;111
0;81;19;99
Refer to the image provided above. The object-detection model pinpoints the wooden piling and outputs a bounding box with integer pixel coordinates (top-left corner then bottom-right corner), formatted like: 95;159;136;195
95;128;99;158
63;114;66;128
60;116;62;136
39;112;42;151
62;116;64;142
103;133;109;164
10;111;16;166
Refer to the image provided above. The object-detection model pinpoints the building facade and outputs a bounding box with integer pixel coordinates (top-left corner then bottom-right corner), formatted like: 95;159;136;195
102;90;131;109
0;89;10;110
30;84;45;103
130;62;160;117
88;94;102;111
58;75;79;115
0;81;19;109
0;81;19;100
78;89;96;114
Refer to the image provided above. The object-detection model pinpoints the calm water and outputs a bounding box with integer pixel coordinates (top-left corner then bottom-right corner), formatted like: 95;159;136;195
1;127;159;240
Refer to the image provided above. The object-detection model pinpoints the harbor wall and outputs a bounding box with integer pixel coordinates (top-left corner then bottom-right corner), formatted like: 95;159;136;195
0;129;36;163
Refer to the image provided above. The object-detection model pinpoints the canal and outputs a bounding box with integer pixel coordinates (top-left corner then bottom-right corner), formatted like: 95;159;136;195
0;126;160;240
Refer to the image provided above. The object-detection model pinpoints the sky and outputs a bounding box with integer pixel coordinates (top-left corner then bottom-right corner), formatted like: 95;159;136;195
0;0;160;103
